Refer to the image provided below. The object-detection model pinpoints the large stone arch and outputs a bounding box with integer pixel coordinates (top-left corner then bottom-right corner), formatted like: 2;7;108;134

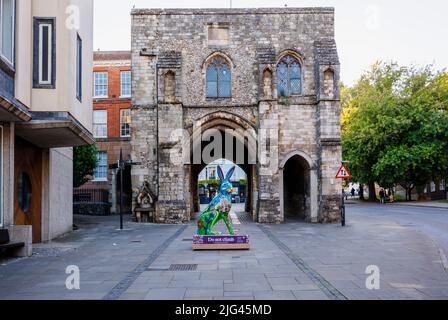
186;111;259;219
279;150;318;222
188;111;257;163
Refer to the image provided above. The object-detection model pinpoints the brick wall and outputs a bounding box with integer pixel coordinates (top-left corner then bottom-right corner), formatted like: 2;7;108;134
78;53;133;214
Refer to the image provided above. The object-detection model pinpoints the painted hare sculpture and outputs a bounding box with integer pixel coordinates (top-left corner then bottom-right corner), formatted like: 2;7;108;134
197;165;236;236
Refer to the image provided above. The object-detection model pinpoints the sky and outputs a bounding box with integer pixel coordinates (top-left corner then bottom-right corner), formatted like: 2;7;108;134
94;0;448;85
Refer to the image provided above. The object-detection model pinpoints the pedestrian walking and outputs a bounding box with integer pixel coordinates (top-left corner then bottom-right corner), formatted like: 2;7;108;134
379;188;386;204
351;188;356;198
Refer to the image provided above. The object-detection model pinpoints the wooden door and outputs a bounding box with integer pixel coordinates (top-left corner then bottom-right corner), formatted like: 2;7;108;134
14;137;42;243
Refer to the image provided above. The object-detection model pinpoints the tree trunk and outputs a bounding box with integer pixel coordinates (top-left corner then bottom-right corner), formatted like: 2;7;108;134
359;184;365;200
368;180;377;202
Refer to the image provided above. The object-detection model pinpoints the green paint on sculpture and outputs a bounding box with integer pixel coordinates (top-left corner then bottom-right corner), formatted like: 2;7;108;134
197;165;236;236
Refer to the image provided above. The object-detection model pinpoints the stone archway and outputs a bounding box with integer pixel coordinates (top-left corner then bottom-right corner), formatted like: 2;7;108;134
279;150;318;222
186;112;258;220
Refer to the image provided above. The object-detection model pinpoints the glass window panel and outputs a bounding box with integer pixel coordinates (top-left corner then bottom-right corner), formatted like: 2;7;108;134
290;79;301;95
120;109;131;137
94;72;108;97
290;64;301;79
76;35;82;100
41;25;50;82
93;110;107;138
207;81;218;98
1;0;14;63
94;152;108;180
277;64;288;97
206;65;218;81
219;81;231;98
120;71;131;97
219;65;231;82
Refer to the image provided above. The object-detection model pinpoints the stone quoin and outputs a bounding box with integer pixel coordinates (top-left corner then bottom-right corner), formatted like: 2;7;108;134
130;7;342;224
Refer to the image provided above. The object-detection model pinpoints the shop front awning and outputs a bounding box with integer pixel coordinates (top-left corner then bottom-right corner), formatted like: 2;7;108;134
15;112;94;148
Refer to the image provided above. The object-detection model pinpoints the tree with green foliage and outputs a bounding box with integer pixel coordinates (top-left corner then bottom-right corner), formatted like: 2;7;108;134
342;62;448;201
73;144;98;188
372;71;448;200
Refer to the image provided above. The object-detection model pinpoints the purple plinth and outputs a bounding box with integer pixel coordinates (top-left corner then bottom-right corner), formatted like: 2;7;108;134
193;235;249;245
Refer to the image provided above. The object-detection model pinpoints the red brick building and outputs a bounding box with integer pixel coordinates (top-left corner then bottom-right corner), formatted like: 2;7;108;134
76;51;132;214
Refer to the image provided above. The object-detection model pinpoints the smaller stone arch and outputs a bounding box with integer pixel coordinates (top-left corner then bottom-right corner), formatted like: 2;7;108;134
279;150;315;170
279;150;318;222
202;51;234;69
276;49;305;66
164;70;176;102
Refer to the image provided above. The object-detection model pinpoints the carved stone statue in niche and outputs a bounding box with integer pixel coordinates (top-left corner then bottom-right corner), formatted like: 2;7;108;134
134;181;157;222
263;68;273;99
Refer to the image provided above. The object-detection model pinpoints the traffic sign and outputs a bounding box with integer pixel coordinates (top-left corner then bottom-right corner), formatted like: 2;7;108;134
335;163;352;179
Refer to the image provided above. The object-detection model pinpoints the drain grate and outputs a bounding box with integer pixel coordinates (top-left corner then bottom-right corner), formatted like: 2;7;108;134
147;264;198;272
236;211;253;224
168;264;198;271
182;238;193;242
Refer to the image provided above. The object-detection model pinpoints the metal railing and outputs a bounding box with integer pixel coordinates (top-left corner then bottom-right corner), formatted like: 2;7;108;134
73;188;109;204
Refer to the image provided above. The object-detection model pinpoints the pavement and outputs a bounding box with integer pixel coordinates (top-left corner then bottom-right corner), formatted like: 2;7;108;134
346;198;448;209
390;201;448;209
0;204;448;300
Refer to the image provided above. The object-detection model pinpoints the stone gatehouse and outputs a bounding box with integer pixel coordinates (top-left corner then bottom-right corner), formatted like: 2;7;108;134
130;7;342;224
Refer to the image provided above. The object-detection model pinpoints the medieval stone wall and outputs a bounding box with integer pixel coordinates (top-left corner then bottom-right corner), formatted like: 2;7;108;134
130;8;342;224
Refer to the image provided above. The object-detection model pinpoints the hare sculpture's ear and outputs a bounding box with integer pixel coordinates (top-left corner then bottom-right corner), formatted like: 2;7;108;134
217;165;225;181
226;166;236;180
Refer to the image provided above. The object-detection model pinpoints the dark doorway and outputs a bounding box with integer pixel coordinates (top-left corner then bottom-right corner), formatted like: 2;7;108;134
283;155;310;220
189;129;256;218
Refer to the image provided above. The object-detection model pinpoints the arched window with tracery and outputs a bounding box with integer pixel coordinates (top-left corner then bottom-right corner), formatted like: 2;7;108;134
206;57;231;98
277;55;302;97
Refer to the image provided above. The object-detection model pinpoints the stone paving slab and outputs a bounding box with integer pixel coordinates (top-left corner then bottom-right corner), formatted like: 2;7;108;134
1;211;448;300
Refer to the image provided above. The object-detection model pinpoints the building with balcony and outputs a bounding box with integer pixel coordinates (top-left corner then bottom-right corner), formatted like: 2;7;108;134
0;0;94;255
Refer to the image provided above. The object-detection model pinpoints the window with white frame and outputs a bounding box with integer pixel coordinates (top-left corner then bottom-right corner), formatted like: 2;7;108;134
33;18;55;87
94;72;108;98
120;71;131;97
120;109;131;137
0;0;15;66
93;152;108;181
93;110;107;138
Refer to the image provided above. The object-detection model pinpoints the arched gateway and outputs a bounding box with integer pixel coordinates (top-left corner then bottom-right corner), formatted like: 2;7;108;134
130;7;343;224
